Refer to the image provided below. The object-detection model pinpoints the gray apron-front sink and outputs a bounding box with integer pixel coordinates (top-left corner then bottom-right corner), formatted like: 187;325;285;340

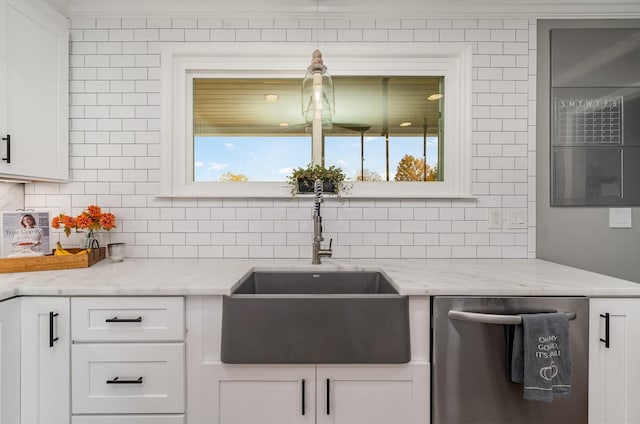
221;271;410;364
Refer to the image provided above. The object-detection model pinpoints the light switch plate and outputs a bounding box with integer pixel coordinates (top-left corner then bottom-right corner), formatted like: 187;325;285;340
609;208;632;228
488;208;502;229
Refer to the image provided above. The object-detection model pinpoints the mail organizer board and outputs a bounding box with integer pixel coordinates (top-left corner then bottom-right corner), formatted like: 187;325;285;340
550;28;640;206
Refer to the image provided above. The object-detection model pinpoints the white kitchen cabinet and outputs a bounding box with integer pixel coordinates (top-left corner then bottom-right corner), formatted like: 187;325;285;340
0;297;20;424
71;296;185;342
0;0;68;182
186;296;430;424
317;364;429;424
589;298;640;424
72;343;185;414
185;296;314;423
207;365;316;424
71;297;186;422
21;297;70;424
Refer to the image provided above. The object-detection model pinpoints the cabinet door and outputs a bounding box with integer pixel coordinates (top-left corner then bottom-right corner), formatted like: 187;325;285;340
0;0;68;181
317;363;429;424
21;297;70;424
0;297;20;424
210;365;316;424
589;298;640;424
186;296;315;424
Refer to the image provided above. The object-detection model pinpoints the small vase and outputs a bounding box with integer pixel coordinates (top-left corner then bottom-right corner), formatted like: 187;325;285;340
296;178;337;194
84;230;100;249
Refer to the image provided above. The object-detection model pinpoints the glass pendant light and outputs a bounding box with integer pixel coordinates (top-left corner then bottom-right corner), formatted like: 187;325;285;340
302;49;335;130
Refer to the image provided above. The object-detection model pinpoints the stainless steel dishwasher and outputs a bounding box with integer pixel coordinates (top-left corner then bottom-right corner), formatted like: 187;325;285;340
432;296;588;424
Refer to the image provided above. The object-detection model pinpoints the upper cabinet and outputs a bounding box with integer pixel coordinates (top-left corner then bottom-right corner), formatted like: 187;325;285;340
0;0;68;182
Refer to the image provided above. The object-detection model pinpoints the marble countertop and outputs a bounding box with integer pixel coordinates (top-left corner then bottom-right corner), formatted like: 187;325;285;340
0;258;638;300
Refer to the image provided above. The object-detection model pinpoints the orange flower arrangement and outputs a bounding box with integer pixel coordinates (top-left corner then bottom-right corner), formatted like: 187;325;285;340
52;205;116;237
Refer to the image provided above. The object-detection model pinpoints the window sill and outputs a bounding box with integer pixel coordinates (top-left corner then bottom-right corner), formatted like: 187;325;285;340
156;181;475;199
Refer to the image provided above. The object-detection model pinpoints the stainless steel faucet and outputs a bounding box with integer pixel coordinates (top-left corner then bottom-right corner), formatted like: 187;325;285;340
312;179;332;264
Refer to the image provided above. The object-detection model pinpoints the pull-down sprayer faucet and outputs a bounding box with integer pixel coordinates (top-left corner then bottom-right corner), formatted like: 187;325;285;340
312;179;332;264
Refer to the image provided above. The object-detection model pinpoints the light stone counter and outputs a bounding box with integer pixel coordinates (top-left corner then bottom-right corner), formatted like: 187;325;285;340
0;258;638;300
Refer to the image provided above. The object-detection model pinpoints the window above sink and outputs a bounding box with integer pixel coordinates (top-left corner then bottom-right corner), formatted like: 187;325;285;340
160;42;473;198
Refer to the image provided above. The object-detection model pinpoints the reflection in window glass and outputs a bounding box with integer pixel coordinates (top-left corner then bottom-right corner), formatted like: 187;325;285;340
192;76;443;183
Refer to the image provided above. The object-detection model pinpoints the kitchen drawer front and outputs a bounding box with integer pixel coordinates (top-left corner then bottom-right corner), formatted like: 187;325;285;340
72;343;185;414
72;415;184;424
71;297;184;342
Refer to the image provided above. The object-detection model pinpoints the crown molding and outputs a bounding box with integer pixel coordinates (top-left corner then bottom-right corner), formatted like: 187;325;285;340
67;0;640;19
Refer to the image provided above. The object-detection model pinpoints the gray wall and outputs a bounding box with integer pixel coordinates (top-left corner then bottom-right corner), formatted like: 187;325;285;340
537;19;640;283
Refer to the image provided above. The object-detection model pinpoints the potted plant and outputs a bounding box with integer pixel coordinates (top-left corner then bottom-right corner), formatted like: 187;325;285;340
288;163;347;195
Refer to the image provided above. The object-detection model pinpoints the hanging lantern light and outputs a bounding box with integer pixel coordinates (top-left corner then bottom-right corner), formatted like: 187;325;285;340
302;49;335;130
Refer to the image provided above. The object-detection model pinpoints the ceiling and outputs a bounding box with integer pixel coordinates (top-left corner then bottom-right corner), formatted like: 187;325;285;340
55;0;640;18
193;76;443;137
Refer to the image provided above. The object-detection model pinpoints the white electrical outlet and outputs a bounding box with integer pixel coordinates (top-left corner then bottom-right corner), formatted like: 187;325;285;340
488;208;502;229
505;208;527;229
609;208;632;228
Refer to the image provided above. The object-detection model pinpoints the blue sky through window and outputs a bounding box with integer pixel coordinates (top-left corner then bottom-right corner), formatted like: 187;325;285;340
194;136;439;182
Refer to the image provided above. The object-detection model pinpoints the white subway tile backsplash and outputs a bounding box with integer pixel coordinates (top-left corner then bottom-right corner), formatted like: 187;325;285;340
107;29;133;42
376;221;401;233
414;29;439;41
427;221;452;233
388;208;413;220
440;29;464;42
147;18;171;28
426;246;452;258
400;221;426;233
122;18;146;29
389;233;413;246
33;17;537;260
363;29;388;42
376;246;401;259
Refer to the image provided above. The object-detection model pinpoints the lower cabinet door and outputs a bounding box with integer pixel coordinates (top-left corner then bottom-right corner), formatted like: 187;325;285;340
589;298;640;423
21;297;70;424
0;298;21;424
72;343;185;414
316;363;430;424
206;365;316;424
72;415;185;424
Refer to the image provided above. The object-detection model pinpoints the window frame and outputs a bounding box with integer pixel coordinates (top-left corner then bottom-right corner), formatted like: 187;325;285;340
160;42;473;198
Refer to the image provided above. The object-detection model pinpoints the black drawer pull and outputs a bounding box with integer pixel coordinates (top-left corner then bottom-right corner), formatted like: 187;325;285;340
326;378;330;415
2;134;10;163
105;316;142;323
49;311;59;348
600;312;610;348
106;376;143;384
301;379;306;415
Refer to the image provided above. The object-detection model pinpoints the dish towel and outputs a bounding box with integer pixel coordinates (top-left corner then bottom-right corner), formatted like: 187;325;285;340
511;312;572;402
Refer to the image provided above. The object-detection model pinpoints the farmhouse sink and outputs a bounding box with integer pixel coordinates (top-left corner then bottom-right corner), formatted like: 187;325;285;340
221;271;410;364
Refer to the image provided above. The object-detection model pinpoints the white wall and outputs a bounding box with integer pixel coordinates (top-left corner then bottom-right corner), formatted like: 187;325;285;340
25;16;536;259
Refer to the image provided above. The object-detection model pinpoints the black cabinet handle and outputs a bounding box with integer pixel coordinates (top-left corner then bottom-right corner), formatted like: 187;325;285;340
301;379;306;416
600;312;610;348
49;312;59;348
106;376;143;384
2;134;10;164
105;316;142;323
326;378;330;415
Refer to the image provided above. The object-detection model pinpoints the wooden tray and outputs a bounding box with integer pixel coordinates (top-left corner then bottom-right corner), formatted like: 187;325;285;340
0;247;106;274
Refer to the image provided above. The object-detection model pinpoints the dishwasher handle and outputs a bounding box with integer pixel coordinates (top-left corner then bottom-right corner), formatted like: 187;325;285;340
448;310;577;325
